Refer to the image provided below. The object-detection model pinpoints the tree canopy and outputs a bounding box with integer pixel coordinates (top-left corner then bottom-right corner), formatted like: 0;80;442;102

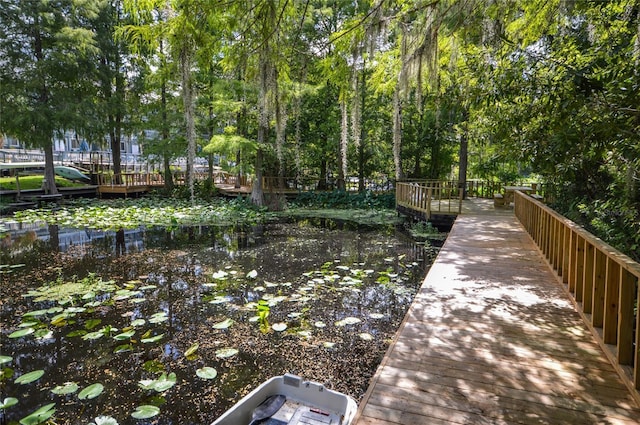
1;0;638;257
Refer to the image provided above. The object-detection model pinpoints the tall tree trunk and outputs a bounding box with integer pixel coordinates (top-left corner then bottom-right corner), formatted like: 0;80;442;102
181;45;196;203
43;142;58;195
317;158;328;190
111;36;124;180
251;146;265;205
458;110;469;199
34;13;57;195
161;72;174;192
338;97;347;191
109;124;122;183
275;81;287;189
235;149;242;189
252;54;269;206
358;66;366;193
392;87;403;181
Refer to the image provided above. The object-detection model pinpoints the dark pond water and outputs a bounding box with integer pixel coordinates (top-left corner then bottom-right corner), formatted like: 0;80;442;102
0;218;439;425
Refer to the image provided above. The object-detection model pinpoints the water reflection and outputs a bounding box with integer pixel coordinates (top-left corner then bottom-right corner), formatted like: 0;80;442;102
0;219;440;425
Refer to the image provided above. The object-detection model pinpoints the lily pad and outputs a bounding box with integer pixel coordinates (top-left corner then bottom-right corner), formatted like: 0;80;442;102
78;383;104;400
19;403;56;425
85;319;103;330
272;323;287;332
335;317;361;326
91;415;119;425
184;343;199;357
113;344;133;354
212;270;228;279
149;312;169;323
215;348;239;359
0;397;18;409
131;405;160;419
359;332;374;341
212;318;234;329
138;372;176;392
9;328;34;339
113;330;135;341
82;330;105;341
15;370;45;385
196;367;218;380
130;319;146;327
141;334;164;343
51;382;79;395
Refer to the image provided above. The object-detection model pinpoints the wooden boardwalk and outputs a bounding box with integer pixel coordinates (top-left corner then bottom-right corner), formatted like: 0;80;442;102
354;199;640;424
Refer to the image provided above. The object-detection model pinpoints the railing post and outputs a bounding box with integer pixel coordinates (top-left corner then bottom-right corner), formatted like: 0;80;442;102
592;250;607;328
603;258;620;345
617;269;636;366
583;242;595;314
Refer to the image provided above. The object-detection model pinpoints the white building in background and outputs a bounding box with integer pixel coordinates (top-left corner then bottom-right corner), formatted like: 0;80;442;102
53;130;141;155
2;130;141;156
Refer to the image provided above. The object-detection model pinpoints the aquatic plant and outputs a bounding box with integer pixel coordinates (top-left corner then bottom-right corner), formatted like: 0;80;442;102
7;197;270;231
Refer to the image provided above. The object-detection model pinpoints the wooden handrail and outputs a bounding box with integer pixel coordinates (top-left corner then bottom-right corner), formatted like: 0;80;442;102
396;181;463;219
514;190;640;403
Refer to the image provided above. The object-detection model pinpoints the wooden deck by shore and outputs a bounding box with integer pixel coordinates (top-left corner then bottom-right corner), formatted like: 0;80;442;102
353;198;640;424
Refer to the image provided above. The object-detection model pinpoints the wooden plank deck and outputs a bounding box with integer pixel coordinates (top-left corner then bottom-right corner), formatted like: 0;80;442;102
354;199;640;424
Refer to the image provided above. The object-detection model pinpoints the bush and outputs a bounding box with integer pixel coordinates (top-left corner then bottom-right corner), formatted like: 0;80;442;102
291;190;395;209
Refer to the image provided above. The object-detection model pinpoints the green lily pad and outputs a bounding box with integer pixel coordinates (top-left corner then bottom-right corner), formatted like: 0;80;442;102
78;383;104;400
196;367;218;380
15;370;45;385
9;328;34;339
0;397;18;409
82;331;105;341
113;330;135;341
141;333;164;343
212;318;234;329
84;319;102;330
138;373;176;392
149;312;168;323
22;309;48;318
130;319;146;327
139;285;157;290
51;382;79;395
215;347;239;359
113;344;133;354
131;405;160;419
184;343;199;357
19;403;56;425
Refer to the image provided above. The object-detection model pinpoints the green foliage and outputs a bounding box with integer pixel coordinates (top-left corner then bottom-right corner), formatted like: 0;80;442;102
256;299;271;334
292;190;395;209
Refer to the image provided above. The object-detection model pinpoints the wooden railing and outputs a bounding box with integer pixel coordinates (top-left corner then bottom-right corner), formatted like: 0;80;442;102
514;190;640;402
96;172;164;187
396;181;463;219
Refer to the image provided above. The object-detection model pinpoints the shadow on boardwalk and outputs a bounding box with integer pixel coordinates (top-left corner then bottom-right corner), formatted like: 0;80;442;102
354;199;640;425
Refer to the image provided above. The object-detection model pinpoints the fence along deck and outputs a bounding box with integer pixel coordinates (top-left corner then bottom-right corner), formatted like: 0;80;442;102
354;197;640;424
515;190;640;403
